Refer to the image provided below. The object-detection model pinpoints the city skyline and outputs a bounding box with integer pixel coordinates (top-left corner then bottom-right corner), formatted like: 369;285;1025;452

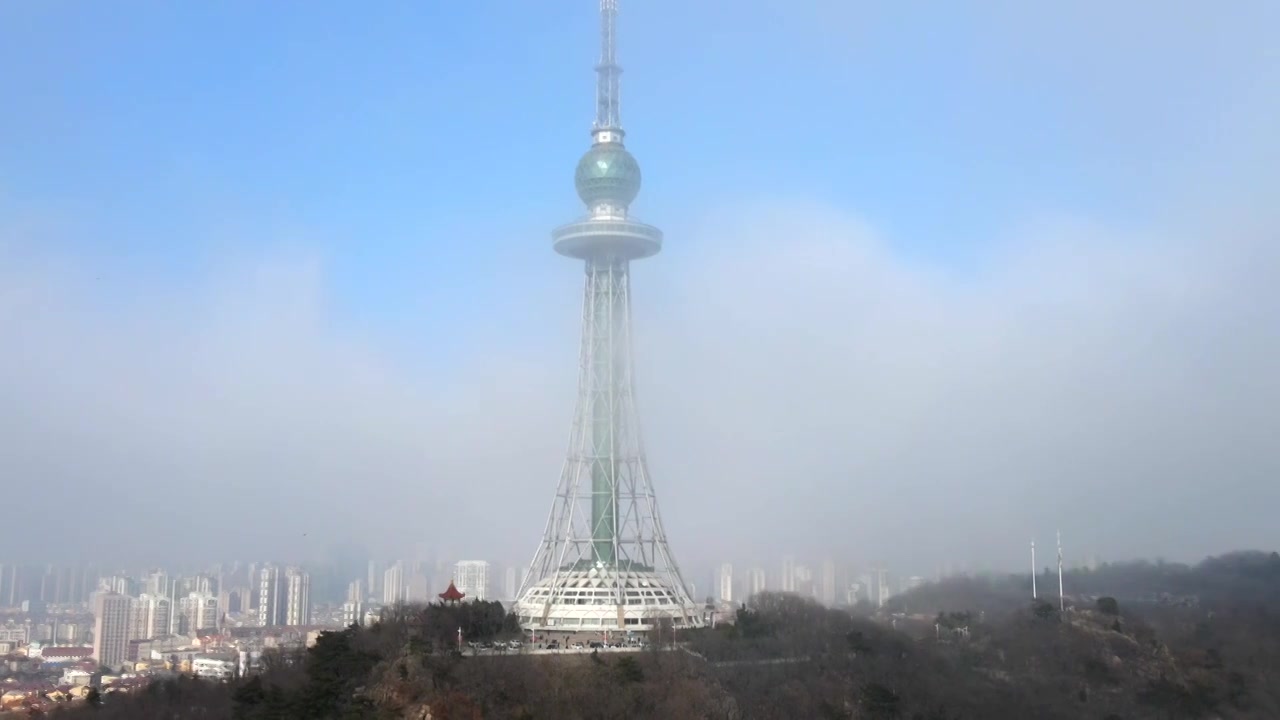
0;540;1111;610
0;554;967;617
2;0;1277;572
0;542;1211;673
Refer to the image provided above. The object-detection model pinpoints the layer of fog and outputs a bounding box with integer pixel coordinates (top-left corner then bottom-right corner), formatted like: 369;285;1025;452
3;0;1277;577
2;194;1275;574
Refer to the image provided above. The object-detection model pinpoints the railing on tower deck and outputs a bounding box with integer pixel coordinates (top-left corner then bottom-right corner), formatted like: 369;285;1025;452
551;220;663;245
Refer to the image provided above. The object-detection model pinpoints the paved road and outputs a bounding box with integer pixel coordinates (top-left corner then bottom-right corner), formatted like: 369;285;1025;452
465;645;652;657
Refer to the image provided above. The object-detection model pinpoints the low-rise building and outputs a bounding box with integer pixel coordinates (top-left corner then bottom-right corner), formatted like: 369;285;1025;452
192;656;235;680
0;624;29;644
37;646;94;665
60;668;93;686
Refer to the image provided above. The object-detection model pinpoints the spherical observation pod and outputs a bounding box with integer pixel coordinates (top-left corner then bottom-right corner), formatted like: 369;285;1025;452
552;218;663;260
575;143;642;209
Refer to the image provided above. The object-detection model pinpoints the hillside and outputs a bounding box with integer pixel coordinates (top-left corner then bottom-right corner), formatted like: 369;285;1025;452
47;551;1280;719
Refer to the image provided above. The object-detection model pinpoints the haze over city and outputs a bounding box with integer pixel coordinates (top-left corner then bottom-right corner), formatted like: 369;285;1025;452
2;0;1277;577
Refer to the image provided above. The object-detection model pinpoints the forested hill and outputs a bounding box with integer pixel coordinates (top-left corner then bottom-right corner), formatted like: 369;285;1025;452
49;550;1280;719
888;550;1280;618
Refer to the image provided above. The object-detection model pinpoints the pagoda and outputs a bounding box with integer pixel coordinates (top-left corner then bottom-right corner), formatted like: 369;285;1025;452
437;580;465;604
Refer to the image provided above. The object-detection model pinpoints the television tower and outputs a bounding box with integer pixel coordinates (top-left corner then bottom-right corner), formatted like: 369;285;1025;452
513;0;703;632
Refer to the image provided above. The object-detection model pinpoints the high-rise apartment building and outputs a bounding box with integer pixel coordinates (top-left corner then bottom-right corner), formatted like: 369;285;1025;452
257;566;307;627
718;564;734;604
504;566;518;602
39;566;77;605
748;568;767;598
383;563;404;605
257;566;286;627
92;592;130;669
217;588;241;616
129;598;149;642
128;595;173;641
454;561;489;602
820;559;837;607
408;572;432;602
136;593;171;639
875;568;891;608
367;561;382;601
192;574;216;596
0;564;16;606
285;569;310;626
346;575;366;625
179;593;219;633
100;575;130;596
145;571;170;598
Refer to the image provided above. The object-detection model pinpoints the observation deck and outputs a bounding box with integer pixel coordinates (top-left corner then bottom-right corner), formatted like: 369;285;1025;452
552;217;663;260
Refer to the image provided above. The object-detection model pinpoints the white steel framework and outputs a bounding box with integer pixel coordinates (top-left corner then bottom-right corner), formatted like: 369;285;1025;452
514;0;702;632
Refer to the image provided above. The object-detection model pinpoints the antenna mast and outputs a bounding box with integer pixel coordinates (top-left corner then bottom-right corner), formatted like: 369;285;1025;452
594;0;623;137
1030;540;1037;600
1057;530;1065;611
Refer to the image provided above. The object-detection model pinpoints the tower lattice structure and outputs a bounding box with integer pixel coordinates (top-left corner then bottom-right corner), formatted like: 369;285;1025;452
514;0;702;633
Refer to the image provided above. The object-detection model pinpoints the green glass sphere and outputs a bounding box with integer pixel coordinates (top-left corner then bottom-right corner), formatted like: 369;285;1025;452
575;143;642;208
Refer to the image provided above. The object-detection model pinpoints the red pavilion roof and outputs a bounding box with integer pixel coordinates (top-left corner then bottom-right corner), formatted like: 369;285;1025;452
438;581;466;602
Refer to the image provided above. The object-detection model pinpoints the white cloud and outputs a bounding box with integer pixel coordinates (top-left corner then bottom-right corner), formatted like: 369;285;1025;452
1;188;1276;574
3;0;1277;576
642;198;1278;570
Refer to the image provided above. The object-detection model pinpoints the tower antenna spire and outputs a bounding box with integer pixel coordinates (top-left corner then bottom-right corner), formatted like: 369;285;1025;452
594;0;623;139
1031;539;1038;600
1057;530;1065;612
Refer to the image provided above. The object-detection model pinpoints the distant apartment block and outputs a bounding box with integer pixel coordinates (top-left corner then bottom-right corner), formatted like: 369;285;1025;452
383;563;404;605
92;592;131;668
258;566;309;627
285;570;310;626
454;561;489;601
179;592;218;633
257;566;286;627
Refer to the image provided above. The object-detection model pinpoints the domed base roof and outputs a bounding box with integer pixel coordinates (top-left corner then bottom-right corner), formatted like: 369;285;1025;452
514;568;704;631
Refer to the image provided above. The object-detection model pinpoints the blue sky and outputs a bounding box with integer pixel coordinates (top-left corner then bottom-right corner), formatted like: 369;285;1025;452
2;1;1277;568
8;0;1264;292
